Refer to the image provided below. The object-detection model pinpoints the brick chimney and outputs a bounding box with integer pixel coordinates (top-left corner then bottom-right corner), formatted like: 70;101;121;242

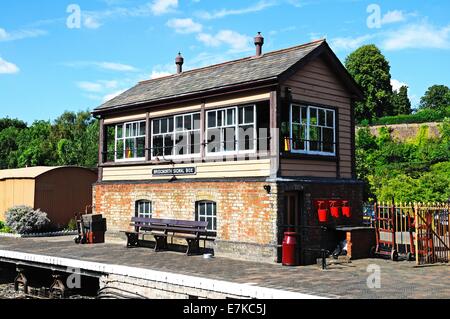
254;32;264;57
175;52;184;74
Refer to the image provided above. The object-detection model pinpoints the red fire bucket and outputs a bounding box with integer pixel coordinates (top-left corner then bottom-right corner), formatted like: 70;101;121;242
317;201;328;223
342;201;351;218
330;201;340;219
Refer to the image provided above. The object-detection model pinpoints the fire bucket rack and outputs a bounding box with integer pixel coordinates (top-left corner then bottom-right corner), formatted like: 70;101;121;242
314;199;352;223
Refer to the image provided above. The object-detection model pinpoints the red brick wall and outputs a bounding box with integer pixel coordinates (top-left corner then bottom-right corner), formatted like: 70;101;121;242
93;181;278;246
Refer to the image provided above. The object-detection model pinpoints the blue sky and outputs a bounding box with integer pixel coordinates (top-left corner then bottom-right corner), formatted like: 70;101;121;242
1;0;449;124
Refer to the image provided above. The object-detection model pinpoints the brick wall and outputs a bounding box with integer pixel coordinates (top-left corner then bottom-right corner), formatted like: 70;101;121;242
93;181;279;262
278;181;364;265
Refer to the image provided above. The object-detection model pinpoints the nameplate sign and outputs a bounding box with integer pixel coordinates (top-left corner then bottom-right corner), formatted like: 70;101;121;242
152;167;197;176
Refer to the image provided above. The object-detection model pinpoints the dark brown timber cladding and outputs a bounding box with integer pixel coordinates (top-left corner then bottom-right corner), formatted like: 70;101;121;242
280;56;353;179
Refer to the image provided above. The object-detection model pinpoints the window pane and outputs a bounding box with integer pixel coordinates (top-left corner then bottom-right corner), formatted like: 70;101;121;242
116;125;123;138
207;112;216;128
125;123;132;137
153;135;163;157
193;113;201;130
319;109;326;126
244;106;254;124
301;107;307;124
175;133;187;155
309;127;320;151
176;116;183;131
116;139;124;159
168;118;174;133
125;139;136;158
184;115;192;131
310;108;318;126
191;131;201;154
153;120;160;134
239;108;244;125
217;111;223;127
223;127;236;151
239;125;254;151
292;124;303;151
326;110;334;128
323;128;334;153
139;122;146;136
164;134;174;156
137;137;145;158
292;105;301;123
161;119;167;134
207;129;220;153
226;109;235;125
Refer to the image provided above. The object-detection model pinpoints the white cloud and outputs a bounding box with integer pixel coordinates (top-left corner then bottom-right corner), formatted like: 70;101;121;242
0;57;19;74
197;0;275;20
65;61;138;72
103;89;126;102
167;18;202;34
77;80;118;92
381;10;406;25
151;0;178;15
391;79;408;92
83;15;103;29
0;27;46;42
329;35;373;52
383;22;450;51
197;30;253;53
96;62;138;72
151;71;172;79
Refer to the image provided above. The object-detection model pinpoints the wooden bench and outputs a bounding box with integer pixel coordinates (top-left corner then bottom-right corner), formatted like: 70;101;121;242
121;217;214;256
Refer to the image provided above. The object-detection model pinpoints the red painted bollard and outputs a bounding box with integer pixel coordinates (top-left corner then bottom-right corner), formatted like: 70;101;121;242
282;232;298;266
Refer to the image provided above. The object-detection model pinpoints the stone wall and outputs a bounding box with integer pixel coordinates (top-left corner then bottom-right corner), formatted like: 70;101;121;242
93;180;279;262
362;122;442;141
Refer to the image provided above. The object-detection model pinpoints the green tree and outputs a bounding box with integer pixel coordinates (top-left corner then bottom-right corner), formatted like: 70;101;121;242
345;45;393;122
392;86;412;115
15;120;58;167
51;111;98;168
420;85;450;110
0;126;22;169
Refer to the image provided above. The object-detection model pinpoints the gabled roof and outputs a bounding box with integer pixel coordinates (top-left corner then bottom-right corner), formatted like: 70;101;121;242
93;39;363;115
0;167;62;180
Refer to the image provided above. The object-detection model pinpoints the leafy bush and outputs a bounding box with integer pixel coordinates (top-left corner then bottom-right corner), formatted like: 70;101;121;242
0;220;12;233
66;218;78;231
5;206;50;234
370;106;450;125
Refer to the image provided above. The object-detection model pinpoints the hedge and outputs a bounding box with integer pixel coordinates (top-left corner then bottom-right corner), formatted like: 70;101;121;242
362;107;450;126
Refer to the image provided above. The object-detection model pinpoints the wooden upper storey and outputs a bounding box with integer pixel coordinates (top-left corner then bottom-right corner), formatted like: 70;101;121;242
94;40;362;182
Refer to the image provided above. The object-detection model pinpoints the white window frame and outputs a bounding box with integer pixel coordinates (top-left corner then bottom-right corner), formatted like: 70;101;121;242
135;200;152;219
115;120;146;162
196;201;217;232
151;112;201;160
289;104;336;156
206;105;257;156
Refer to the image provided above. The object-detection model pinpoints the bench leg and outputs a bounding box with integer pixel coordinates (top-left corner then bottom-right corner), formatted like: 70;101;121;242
126;233;139;248
186;238;200;256
154;235;168;252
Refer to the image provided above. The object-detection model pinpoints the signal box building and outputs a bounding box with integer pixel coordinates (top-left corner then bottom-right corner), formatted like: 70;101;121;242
92;35;365;264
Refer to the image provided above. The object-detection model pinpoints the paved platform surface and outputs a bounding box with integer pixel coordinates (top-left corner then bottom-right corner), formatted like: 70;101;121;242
0;237;449;299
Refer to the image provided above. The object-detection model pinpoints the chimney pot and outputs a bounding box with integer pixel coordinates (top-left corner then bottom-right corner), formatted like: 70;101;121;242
175;52;184;74
254;32;264;57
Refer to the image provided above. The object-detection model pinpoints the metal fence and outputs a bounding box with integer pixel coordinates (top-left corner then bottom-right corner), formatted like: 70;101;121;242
363;202;450;265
